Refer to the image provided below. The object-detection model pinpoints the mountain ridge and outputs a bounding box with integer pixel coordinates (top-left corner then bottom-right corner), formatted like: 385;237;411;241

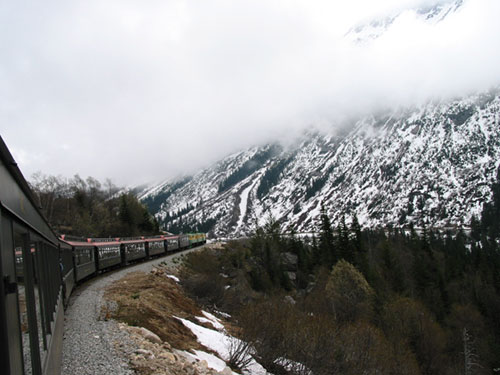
139;88;500;238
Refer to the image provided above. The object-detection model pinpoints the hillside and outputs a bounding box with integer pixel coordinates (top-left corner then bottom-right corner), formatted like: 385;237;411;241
140;89;500;238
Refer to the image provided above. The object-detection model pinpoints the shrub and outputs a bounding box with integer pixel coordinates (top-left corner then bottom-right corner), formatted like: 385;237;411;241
325;260;375;323
181;249;226;306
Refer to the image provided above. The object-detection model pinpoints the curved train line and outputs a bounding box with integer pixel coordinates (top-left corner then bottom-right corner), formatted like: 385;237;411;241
0;136;205;375
58;233;206;307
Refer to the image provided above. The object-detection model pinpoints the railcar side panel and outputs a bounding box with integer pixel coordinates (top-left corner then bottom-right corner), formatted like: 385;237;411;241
122;242;147;263
147;240;165;256
59;242;75;303
96;245;121;270
166;237;179;252
73;246;96;282
178;235;189;249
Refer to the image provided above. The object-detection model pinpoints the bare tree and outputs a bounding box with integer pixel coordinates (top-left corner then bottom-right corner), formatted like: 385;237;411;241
463;328;482;375
226;336;253;372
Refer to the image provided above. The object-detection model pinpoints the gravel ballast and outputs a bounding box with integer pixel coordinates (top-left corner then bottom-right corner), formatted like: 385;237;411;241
61;250;196;375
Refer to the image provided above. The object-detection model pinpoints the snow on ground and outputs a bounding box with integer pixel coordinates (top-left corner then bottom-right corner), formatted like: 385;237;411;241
196;311;225;330
176;316;267;375
166;274;180;282
181;349;235;373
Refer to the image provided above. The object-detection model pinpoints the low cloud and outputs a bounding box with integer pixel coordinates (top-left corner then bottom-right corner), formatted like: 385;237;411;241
1;0;499;185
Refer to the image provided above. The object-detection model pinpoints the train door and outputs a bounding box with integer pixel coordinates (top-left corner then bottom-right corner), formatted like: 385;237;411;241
1;215;24;374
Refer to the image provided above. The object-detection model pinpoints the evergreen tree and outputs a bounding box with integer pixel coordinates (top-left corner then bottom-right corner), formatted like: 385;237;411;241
318;203;336;266
337;214;351;262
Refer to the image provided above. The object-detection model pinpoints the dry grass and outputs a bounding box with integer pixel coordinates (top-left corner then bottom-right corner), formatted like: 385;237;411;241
104;270;205;351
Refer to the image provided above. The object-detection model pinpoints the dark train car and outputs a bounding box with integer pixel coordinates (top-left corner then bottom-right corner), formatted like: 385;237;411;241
121;239;147;264
59;238;96;283
1;136;64;375
93;240;122;271
178;234;189;249
165;235;180;252
146;237;166;257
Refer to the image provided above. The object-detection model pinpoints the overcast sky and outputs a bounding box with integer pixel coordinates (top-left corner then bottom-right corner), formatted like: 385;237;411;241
1;0;500;186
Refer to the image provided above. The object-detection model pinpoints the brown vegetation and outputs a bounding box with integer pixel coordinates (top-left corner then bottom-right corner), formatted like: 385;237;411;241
104;268;203;351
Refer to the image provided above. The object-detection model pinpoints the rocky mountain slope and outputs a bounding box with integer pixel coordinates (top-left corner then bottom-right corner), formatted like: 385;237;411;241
139;88;500;238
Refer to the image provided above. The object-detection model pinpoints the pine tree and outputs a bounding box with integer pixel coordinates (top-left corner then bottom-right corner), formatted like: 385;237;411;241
318;203;336;267
337;214;351;262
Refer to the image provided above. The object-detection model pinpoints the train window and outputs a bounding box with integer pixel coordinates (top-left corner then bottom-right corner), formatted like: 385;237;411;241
150;241;163;250
98;245;120;259
13;229;31;374
13;227;43;375
76;247;93;265
30;240;48;366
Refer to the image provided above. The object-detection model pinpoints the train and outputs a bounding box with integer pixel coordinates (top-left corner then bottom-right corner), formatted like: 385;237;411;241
58;233;206;302
0;136;206;375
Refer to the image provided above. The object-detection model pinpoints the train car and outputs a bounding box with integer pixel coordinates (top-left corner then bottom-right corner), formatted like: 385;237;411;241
59;238;96;283
187;233;207;247
121;239;147;264
165;236;180;252
93;240;122;271
1;136;64;375
194;233;201;245
187;233;197;247
146;237;166;257
178;234;190;249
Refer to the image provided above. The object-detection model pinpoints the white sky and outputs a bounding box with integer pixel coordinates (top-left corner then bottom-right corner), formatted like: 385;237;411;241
1;0;500;185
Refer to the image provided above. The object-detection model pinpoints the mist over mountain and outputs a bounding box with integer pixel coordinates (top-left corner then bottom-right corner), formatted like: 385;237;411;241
134;1;500;237
139;88;500;237
3;0;500;185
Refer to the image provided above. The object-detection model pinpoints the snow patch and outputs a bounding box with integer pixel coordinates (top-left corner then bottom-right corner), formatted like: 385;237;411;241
195;311;225;330
176;317;267;375
181;349;236;373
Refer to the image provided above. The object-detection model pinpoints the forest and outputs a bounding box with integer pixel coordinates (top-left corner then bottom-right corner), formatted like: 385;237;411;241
29;172;160;237
181;178;500;374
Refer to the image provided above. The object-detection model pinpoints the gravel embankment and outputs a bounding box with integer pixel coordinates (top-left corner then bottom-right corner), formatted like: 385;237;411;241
61;249;197;375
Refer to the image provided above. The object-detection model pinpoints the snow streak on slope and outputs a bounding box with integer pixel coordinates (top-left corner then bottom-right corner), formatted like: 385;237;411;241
236;176;262;235
140;89;500;238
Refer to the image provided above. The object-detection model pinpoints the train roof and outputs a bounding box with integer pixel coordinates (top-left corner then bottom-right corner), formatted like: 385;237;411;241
59;235;177;246
92;240;121;246
146;237;166;242
59;239;95;247
0;136;58;244
120;238;147;244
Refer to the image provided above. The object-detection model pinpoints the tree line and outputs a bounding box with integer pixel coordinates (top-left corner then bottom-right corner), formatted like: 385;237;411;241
181;172;500;374
29;173;160;237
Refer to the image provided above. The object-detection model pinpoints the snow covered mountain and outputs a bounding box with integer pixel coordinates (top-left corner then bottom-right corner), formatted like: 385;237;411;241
345;0;464;44
139;88;500;238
